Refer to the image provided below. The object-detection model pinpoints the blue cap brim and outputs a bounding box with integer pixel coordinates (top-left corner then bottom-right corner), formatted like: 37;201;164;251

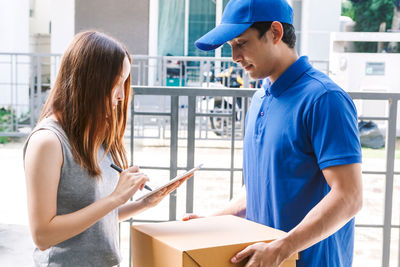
195;23;252;51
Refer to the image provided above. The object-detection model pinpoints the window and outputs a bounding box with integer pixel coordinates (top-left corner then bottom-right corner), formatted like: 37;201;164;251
188;0;216;57
158;0;229;57
221;0;232;57
158;0;185;56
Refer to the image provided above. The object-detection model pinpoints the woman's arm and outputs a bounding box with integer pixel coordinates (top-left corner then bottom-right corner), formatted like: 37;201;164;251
25;130;148;250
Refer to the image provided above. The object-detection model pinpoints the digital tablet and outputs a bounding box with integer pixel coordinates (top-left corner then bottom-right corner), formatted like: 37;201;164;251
135;164;203;201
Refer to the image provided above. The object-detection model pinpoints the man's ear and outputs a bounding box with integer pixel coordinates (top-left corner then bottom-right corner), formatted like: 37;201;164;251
270;21;284;44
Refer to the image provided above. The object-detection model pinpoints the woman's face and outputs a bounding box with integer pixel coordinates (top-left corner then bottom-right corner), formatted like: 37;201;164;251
112;56;131;109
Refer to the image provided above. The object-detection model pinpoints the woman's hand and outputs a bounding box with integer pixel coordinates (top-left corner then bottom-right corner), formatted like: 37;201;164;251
111;165;149;205
139;173;194;208
118;172;195;221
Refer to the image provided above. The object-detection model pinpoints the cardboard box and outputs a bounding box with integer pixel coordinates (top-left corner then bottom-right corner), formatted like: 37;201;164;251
131;215;298;267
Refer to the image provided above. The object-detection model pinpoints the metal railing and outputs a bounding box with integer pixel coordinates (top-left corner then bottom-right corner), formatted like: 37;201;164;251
0;52;62;137
0;53;251;139
0;53;326;139
350;92;400;267
125;86;400;267
122;55;258;141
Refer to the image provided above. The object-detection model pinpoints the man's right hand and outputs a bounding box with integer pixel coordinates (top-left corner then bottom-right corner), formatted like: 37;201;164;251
182;214;204;221
182;186;247;221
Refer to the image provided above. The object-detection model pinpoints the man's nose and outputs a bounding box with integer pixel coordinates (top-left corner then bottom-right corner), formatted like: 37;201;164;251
231;48;242;63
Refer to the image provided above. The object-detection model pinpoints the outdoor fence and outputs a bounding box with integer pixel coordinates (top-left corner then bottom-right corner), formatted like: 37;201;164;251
0;53;327;140
126;86;400;267
0;53;254;138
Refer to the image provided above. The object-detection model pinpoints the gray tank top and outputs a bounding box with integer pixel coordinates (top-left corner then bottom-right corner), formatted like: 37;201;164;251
23;118;121;267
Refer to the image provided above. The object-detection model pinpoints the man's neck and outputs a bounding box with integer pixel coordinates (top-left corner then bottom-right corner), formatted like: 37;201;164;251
269;49;299;83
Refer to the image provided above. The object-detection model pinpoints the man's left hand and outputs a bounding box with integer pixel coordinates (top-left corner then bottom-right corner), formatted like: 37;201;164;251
231;240;288;267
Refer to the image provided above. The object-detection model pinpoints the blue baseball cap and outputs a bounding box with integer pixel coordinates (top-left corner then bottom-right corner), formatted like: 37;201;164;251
195;0;293;51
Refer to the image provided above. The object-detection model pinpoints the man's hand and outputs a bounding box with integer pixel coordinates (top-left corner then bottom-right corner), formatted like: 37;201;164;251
182;186;247;221
231;240;290;267
182;213;204;221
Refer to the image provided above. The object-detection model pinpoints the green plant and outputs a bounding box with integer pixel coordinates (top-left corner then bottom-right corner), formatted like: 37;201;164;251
342;0;355;19
0;107;13;144
343;0;397;52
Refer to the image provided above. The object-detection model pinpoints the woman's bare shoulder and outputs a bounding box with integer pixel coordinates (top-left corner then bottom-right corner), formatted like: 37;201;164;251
29;129;60;148
25;129;62;163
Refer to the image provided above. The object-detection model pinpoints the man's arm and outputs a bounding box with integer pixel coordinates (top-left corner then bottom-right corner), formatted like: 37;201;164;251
212;186;247;217
231;163;363;266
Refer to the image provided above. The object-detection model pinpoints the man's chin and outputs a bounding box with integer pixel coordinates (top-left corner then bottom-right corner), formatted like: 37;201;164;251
246;71;268;81
247;72;261;80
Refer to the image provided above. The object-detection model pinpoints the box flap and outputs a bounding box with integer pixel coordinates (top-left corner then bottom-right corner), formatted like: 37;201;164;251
185;243;253;266
133;215;288;251
182;252;201;267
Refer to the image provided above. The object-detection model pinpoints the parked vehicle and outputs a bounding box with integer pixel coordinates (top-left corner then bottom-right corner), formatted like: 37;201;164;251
202;67;261;137
358;120;385;149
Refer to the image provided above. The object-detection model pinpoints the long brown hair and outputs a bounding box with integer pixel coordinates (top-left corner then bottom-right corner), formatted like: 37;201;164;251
40;31;131;177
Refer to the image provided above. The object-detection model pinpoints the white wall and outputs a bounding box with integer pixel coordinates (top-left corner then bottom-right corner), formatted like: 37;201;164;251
0;0;29;52
49;0;74;92
29;0;52;35
330;53;400;93
148;0;159;86
50;0;75;54
330;52;400;134
300;0;341;61
29;0;51;55
0;0;30;116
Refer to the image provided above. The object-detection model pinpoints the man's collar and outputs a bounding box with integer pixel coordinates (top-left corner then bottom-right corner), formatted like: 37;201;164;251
269;56;312;98
261;78;272;97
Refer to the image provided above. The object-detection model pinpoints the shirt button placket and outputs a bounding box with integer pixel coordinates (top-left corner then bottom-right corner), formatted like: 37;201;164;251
261;92;273;133
257;94;269;136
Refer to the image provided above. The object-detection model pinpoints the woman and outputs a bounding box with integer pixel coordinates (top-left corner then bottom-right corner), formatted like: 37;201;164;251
23;31;186;266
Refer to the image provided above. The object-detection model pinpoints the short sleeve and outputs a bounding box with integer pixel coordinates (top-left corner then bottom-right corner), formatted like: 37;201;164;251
307;90;362;170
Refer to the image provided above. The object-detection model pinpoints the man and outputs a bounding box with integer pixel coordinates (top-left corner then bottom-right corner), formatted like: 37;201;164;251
185;0;363;266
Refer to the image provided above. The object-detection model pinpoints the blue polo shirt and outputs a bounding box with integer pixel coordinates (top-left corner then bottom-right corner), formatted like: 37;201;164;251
243;56;362;266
